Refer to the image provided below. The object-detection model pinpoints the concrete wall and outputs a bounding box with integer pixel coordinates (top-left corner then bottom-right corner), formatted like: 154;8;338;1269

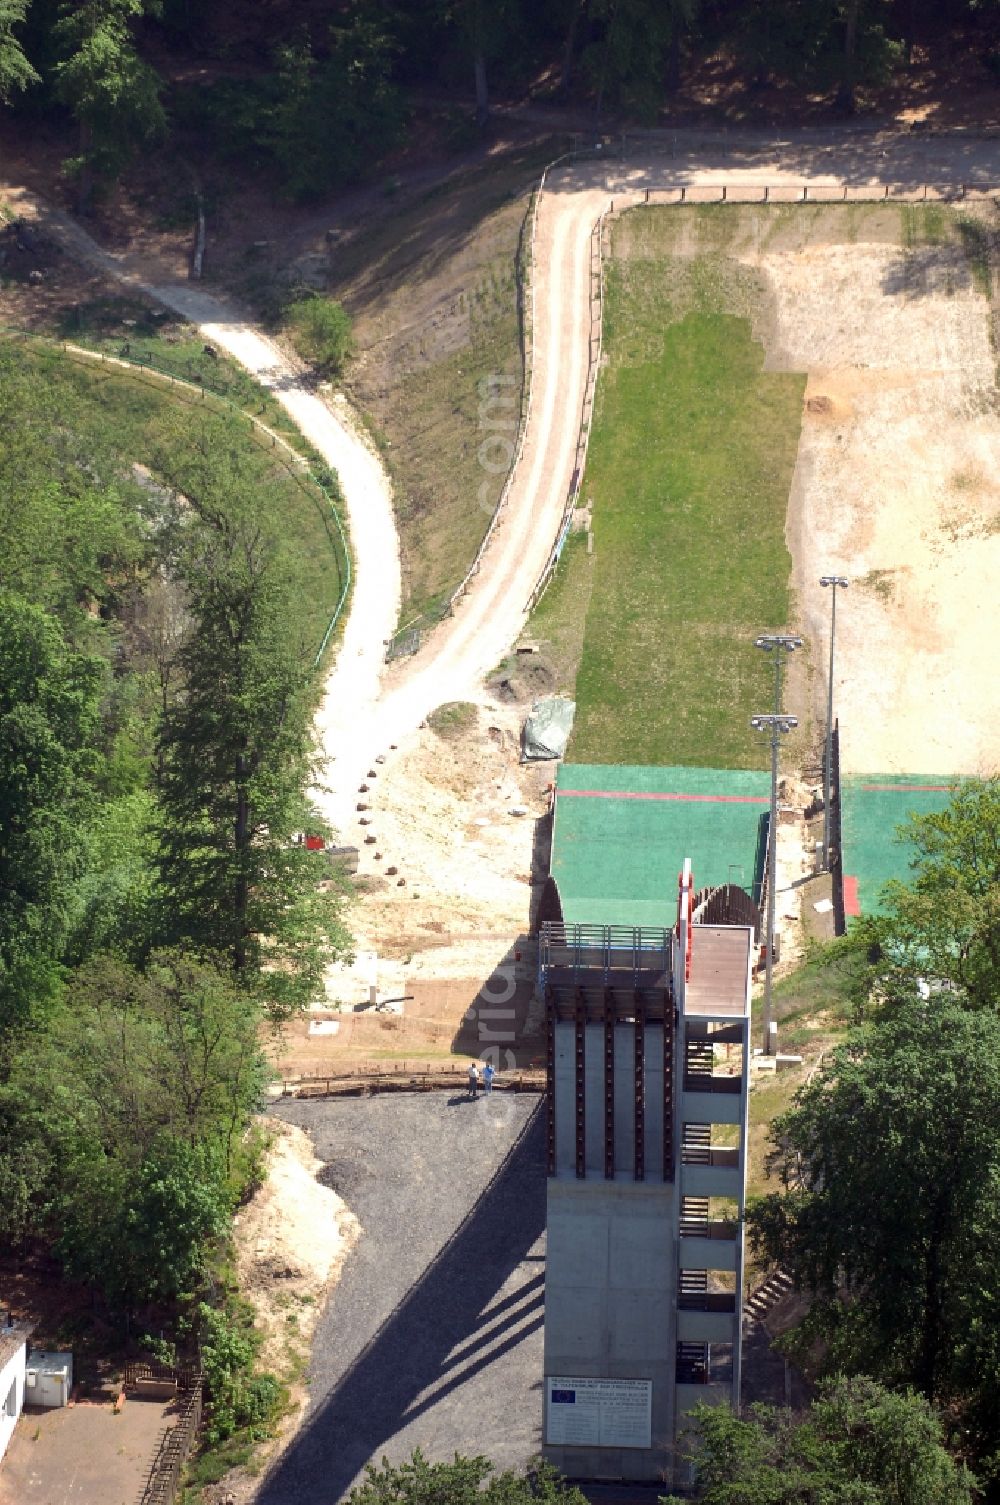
543;1178;677;1481
0;1340;26;1464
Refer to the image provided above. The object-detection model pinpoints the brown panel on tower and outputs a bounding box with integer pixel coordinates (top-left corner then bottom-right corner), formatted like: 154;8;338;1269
575;990;587;1178
545;995;556;1175
604;991;615;1179
663;1005;676;1182
634;1005;645;1181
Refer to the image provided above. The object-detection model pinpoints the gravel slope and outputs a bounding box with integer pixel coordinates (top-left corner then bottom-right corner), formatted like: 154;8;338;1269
260;1094;546;1503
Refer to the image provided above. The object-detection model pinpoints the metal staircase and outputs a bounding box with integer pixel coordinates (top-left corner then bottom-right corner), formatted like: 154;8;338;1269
681;1121;712;1165
679;1195;710;1237
684;1035;715;1089
676;1341;709;1384
678;1268;709;1309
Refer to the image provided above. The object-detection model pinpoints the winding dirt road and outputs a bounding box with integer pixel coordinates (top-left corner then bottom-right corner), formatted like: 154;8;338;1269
331;125;998;815
18;124;1000;834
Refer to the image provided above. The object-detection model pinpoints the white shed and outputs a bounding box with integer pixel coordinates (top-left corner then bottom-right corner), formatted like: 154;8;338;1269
25;1350;73;1409
0;1318;34;1464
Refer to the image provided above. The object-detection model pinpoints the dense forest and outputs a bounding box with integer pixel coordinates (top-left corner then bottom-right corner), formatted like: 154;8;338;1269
0;0;998;206
0;342;351;1445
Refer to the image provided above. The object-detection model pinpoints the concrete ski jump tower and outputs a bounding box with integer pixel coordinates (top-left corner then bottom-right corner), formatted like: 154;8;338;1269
540;860;752;1487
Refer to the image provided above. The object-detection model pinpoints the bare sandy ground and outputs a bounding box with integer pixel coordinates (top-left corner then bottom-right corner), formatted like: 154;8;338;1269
542;150;1000;780
9;136;998;1021
15;130;998;845
748;227;999;775
209;1121;360;1505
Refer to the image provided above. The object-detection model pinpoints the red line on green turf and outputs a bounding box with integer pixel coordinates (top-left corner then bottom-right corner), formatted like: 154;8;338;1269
558;790;769;805
843;875;861;917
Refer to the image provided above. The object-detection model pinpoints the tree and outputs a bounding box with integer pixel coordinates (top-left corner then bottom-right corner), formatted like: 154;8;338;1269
812;1377;975;1504
0;951;265;1305
665;1377;975;1505
0;346;149;635
580;0;697;122
63;791;157;965
55;952;267;1163
54;0;165;208
729;0;830;91
53;1135;230;1308
346;1450;589;1505
0;591;104;1032
850;778;1000;1017
194;15;404;201
152;419;351;1015
748;997;1000;1448
437;0;520;127
832;0;902;113
0;0;39;101
287;296;354;374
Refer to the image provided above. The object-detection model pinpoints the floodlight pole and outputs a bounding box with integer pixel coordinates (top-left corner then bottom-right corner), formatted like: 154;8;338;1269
820;577;849;872
751;635;801;1058
754;634;803;720
751;712;798;1056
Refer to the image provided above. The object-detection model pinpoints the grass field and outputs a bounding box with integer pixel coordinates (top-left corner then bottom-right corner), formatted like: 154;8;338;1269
55;295;319;458
517;530;595;691
747;946;857;1199
10;339;348;665
562;225;805;768
331;147;554;627
543;198;997;773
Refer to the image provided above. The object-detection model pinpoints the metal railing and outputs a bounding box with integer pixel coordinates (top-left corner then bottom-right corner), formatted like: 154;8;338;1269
135;1369;204;1505
539;921;673;987
830;719;846;935
634;180;999;204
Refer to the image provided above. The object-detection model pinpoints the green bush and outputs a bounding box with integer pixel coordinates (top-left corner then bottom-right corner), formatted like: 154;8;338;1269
287;297;354;375
197;1300;283;1444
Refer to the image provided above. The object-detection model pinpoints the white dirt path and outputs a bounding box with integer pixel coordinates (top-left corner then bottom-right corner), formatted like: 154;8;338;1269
15;127;1000;843
3;195;402;826
320;186;610;830
319;129;1000;833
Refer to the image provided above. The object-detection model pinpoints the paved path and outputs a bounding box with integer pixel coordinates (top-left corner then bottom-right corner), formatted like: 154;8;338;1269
262;1095;546;1503
0;1392;174;1505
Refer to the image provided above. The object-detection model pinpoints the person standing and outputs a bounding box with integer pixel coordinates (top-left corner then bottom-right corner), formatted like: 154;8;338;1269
483;1062;495;1094
468;1061;480;1099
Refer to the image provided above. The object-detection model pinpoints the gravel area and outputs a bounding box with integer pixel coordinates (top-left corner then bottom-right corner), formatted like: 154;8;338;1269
259;1094;546;1504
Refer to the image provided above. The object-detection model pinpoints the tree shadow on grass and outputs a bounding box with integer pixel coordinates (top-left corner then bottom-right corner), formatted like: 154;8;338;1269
258;1101;547;1504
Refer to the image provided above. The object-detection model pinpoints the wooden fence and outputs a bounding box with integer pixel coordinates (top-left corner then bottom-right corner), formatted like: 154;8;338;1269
278;1063;544;1099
